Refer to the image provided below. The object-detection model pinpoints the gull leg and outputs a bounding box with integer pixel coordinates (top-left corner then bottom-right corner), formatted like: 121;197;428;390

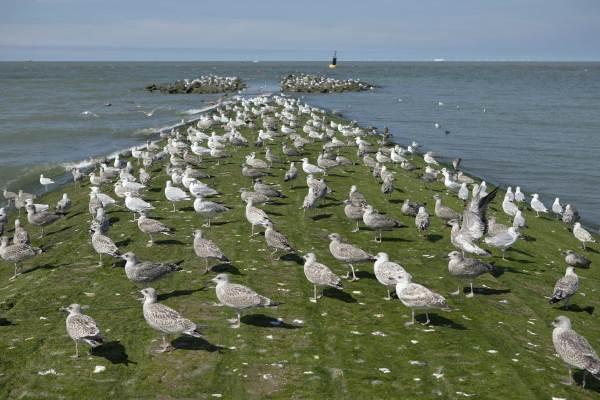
171;202;176;212
583;370;588;388
348;264;359;281
450;286;461;296
564;298;570;310
384;289;392;301
424;312;431;325
352;220;359;233
203;259;210;274
147;233;154;247
39;227;45;239
405;310;415;326
71;341;79;358
501;250;506;260
231;312;241;329
250;224;255;237
466;282;474;298
98;253;103;267
310;285;317;303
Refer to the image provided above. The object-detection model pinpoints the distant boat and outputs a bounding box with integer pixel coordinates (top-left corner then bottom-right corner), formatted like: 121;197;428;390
329;50;337;69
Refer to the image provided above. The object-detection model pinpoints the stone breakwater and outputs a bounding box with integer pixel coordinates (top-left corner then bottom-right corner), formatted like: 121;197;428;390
145;75;246;94
280;73;374;93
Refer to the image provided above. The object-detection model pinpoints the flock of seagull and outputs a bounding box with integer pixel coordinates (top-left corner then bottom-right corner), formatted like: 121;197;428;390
0;94;598;388
280;74;374;93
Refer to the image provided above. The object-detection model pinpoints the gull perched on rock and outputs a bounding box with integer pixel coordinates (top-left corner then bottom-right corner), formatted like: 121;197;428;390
0;236;42;278
530;194;548;217
328;232;375;281
121;252;181;285
141;288;202;352
362;205;404;242
89;225;120;266
484;227;519;259
212;273;280;328
549;267;579;309
374;252;408;300
64;304;103;358
164;180;190;211
395;273;451;326
564;250;591;268
447;251;495;297
245;198;270;236
552;315;600;387
302;252;343;303
573;222;595;250
193;229;229;273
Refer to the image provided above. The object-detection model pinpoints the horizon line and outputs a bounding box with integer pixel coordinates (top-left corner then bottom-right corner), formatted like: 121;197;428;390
2;59;600;63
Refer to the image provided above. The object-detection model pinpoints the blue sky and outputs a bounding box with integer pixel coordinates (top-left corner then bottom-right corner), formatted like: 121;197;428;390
1;0;599;61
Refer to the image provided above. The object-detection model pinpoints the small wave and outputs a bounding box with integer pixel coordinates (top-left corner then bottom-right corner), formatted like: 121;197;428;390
60;158;98;171
180;108;204;115
81;110;99;118
131;127;158;136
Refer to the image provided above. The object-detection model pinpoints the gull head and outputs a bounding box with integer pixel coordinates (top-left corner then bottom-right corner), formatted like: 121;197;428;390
120;252;138;263
193;229;203;239
447;251;463;261
328;232;342;242
303;252;316;263
140;288;157;302
65;303;82;315
211;273;229;284
374;252;389;262
260;220;274;229
552;315;571;330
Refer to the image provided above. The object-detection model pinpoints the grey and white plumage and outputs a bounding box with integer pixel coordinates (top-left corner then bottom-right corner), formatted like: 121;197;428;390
514;186;525;203
212;273;280;328
530;194;548;217
88;192;103;216
240;189;269;205
245;153;269;169
303;252;343;302
401;199;422;217
449;219;490;257
90;187;116;207
462;186;498;240
137;213;172;243
284;162;298;182
245;199;270;235
90;207;109;234
193;229;229;273
12;219;29;245
447;251;495;297
362;205;404;242
254;180;286;198
564;250;591;268
121;252;181;284
39;174;55;191
262;221;295;259
415;207;430;236
141;288;202;352
552;197;563;218
433;195;460;221
328;232;375;281
56;193;71;213
64;304;103;357
487;216;509;236
513;210;527;230
573;222;595;250
343;199;364;232
458;182;469;202
0;236;42;278
124;192;154;220
90;226;120;266
242;166;269;179
301;158;324;174
552;315;600;387
348;185;367;206
549;267;579;308
189;180;219;197
193;195;229;227
562;204;579;224
25;204;60;237
374;252;408;300
395;273;451;326
165;180;190;211
484;227;519;259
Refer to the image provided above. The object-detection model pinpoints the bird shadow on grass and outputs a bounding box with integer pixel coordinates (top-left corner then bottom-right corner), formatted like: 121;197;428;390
0;317;13;326
426;234;443;242
388;199;404;204
108;216;120;224
420;314;466;330
241;314;302;329
572;371;600;393
115;238;134;247
311;213;333;221
66;211;83;220
172;336;225;352
23;262;70;275
558;304;595;315
92;341;136;365
470;287;511;296
326;173;346;178
154;239;185;246
381;236;412;243
148;187;161;193
210;220;237;227
179;206;195;212
355;270;376;280
318;201;343;208
46;226;72;236
585;247;599;255
280;254;304;265
267;201;287;206
323;287;357;303
158;288;204;302
509;248;534;258
210;263;242;275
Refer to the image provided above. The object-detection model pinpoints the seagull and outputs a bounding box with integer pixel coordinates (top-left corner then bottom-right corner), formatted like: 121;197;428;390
140;288;202;353
89;225;120;266
25;204;60;238
441;169;461;191
549;267;579;309
562;204;580;224
39;174;55;192
245;198;270;236
530;194;548;217
212;273;280;328
484;227;519;259
449;219;490;257
164;180;190;211
552;197;564;219
505;186;515;201
193;229;229;274
137;211;172;244
124;192;154;221
552;315;600;388
284;162;298;182
262;221;295;260
423;152;438;165
90;187;116;207
564;250;591;268
458;183;469;203
395;273;451;326
573;222;595;250
120;252;182;285
513;210;527;230
12;219;29;245
433;194;460;221
462;186;498;240
328;232;375;281
302;252;343;303
362;205;404;242
373;252;408;300
415;206;430;237
514;186;525;203
0;236;43;279
301;158;324;175
55;193;72;214
63;304;103;358
447;251;495;297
